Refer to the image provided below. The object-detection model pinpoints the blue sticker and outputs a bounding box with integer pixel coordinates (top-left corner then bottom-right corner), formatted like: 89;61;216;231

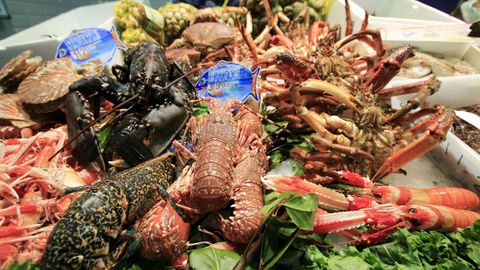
56;26;126;66
195;61;260;104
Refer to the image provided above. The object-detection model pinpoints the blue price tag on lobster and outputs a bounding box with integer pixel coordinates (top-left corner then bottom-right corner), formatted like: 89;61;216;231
56;26;126;66
195;61;260;104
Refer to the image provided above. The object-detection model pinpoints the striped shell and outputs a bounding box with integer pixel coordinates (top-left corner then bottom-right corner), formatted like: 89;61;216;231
0;50;42;90
17;58;79;105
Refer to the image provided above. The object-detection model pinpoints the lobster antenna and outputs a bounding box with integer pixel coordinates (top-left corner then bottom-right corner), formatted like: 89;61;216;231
48;94;140;161
163;65;201;92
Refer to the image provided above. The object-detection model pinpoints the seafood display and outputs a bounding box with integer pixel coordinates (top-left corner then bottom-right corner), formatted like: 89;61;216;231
66;42;194;170
0;0;480;269
135;100;267;265
398;50;478;78
259;13;453;178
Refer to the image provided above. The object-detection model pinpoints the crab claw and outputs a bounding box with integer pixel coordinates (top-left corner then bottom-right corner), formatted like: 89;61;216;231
372;107;455;181
311;204;403;234
299;79;360;111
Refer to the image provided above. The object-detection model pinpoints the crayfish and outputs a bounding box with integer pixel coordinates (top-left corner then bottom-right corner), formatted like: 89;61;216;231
63;42;195;171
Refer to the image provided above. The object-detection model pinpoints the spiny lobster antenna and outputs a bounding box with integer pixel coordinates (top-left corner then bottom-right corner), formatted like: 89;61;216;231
48;93;140;161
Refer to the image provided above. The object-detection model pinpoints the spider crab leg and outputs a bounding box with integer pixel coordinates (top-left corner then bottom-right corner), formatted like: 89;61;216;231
372;106;455;180
382;76;441;123
364;44;414;93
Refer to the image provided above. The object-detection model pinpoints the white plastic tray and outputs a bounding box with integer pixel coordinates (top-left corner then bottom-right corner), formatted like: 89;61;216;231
0;2;116;66
388;44;480;106
390;72;480;194
327;0;471;41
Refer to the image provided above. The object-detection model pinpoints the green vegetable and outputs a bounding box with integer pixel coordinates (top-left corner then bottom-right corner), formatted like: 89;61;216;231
189;247;252;270
192;102;209;118
303;220;480;270
96;126;111;151
158;3;197;43
5;261;39;270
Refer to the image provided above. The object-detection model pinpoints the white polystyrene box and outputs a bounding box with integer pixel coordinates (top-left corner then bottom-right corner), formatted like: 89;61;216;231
389;46;480;194
0;2;116;66
388;44;480;105
327;0;470;41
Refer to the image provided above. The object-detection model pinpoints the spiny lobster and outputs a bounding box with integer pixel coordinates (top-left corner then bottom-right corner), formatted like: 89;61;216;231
136;99;267;266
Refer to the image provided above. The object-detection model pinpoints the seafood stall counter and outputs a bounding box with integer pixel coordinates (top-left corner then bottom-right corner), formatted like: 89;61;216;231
1;0;480;269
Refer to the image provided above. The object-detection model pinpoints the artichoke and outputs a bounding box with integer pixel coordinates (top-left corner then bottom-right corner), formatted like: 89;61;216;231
121;28;157;47
114;0;165;45
159;3;197;44
209;6;248;26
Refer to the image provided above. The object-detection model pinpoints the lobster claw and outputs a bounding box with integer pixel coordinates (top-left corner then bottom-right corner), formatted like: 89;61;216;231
372;107;455;181
145;103;190;156
105;113;154;167
66;91;105;172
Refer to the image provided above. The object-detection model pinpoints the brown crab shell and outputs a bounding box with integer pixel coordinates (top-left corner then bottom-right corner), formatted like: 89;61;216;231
182;22;237;50
0;50;43;91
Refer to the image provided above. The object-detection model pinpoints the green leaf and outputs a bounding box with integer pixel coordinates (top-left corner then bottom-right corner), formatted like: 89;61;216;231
269;150;286;169
123;264;142;270
5;261;40;270
263;230;300;270
261;192;290;215
303;221;480;270
97;126;111;151
292;161;304;176
327;256;373;270
190;247;251;270
296;140;316;152
192;102;209;118
283;194;318;230
283;193;318;212
286;207;317;231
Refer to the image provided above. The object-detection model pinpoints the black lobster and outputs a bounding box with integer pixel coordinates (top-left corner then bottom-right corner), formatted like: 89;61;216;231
65;42;195;171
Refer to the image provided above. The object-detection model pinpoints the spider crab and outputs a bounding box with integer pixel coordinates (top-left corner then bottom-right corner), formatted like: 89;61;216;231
254;0;455;178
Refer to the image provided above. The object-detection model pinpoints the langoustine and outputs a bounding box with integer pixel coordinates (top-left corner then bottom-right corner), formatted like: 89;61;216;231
263;172;480;211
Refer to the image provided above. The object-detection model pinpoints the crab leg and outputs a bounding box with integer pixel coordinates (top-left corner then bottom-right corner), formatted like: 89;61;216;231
364;44;414;93
298;79;360;110
383;77;440;123
335;29;384;57
377;75;439;98
345;0;353;36
311;135;375;161
372;107;455;180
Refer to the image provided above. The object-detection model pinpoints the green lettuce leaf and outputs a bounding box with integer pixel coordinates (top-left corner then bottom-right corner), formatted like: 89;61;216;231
189;247;252;270
303;220;480;270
